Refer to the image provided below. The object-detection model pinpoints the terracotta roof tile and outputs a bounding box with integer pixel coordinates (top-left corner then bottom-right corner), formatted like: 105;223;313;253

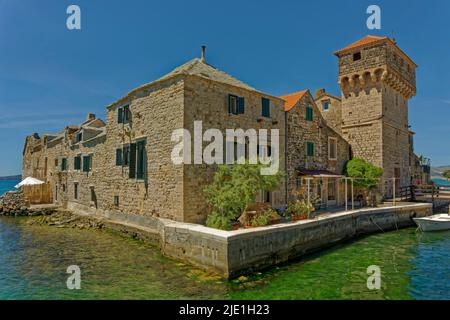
334;35;387;55
280;90;309;111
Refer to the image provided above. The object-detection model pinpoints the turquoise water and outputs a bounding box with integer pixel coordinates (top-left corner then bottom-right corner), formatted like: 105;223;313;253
0;180;449;300
432;178;450;186
0;180;19;197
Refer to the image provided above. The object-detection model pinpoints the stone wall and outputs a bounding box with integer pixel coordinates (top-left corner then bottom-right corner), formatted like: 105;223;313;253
286;92;350;201
337;40;416;196
183;76;287;223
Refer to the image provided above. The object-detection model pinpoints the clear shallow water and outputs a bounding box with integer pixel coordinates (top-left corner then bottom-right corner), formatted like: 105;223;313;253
0;181;449;300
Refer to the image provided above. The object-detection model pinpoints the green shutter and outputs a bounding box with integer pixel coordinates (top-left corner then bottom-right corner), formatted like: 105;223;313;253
306;106;313;121
136;140;146;180
129;143;137;179
262;98;270;117
238;97;245;114
118;108;123;123
83;155;91;172
116;148;123;166
307;142;314;157
74;156;81;170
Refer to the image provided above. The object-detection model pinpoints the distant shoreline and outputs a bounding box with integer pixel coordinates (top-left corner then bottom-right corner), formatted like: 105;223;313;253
0;175;21;181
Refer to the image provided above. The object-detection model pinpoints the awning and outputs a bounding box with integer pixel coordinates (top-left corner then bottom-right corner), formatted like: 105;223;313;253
296;168;343;178
15;177;45;189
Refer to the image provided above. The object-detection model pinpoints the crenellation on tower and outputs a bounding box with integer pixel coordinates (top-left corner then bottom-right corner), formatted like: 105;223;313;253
334;35;418;197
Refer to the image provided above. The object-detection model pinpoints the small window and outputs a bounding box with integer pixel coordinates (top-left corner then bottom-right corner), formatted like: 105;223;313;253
116;148;123;166
118;107;124;123
62;184;66;192
83;155;92;173
307;142;314;157
123;145;130;166
228;94;238;115
76;132;82;143
74;155;81;170
322;100;330;111
55;159;59;168
114;196;119;208
74;183;78;200
136;140;146;180
306;106;314;121
328;137;337;160
61;158;67;171
262;97;270;118
353;52;361;61
123;105;131;123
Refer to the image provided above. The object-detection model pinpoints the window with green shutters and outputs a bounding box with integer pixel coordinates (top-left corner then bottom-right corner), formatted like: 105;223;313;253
115;148;123;166
61;158;67;171
262;97;270;118
307;142;314;157
74;155;81;170
123;105;131;123
82;155;92;173
128;143;137;178
123;145;130;166
306;106;313;121
136;140;146;180
118;107;123;123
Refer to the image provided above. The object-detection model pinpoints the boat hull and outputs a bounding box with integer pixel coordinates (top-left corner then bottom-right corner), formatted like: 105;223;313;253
413;214;450;232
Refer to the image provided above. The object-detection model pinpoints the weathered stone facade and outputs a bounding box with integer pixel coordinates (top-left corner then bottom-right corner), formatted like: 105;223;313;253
22;36;428;223
333;36;422;196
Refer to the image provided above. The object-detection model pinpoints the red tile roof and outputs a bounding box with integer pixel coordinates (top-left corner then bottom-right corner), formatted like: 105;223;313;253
280;90;309;112
334;35;387;55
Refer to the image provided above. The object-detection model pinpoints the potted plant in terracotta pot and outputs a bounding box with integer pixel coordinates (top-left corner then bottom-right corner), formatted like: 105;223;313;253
287;199;314;221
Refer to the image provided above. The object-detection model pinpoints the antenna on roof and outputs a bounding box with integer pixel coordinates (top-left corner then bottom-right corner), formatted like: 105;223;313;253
201;45;206;63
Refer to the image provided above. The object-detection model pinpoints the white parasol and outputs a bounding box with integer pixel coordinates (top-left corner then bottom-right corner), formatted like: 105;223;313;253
14;177;45;189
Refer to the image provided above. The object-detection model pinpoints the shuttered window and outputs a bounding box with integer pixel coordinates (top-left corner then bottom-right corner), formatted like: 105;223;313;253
118;108;123;123
262;97;270;118
123;145;130;166
238;97;245;114
74;155;81;170
129;143;137;178
307;142;314;157
115;148;123;166
83;155;92;173
306;106;313;121
228;94;238;115
136;140;146;180
61;158;67;171
123;105;131;123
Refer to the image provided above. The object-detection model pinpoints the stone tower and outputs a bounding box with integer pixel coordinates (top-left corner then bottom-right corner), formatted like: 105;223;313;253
335;36;417;196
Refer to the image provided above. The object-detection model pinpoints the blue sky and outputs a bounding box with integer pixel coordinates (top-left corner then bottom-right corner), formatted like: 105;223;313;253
0;0;449;176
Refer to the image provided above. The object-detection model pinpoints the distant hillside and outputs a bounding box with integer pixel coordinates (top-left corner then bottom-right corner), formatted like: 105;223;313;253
431;166;450;179
0;175;21;181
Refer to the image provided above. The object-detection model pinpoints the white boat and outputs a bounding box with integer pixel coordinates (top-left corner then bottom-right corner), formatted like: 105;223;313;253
413;214;450;232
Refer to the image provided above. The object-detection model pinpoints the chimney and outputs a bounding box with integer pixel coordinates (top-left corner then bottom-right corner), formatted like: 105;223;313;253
201;45;206;63
315;88;326;98
86;113;96;121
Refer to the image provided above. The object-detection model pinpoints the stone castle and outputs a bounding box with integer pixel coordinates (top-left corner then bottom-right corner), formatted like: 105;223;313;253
22;36;429;223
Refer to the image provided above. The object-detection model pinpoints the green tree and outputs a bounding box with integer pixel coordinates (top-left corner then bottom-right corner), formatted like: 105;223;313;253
443;170;450;180
204;162;283;230
344;158;383;206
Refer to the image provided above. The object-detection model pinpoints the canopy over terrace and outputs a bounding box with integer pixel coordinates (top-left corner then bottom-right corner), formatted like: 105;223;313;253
296;168;346;209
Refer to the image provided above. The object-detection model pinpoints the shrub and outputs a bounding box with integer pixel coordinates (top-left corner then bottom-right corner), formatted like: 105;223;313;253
206;211;232;230
250;209;274;227
204;162;283;230
344;158;383;207
443;170;450;180
286;199;315;218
